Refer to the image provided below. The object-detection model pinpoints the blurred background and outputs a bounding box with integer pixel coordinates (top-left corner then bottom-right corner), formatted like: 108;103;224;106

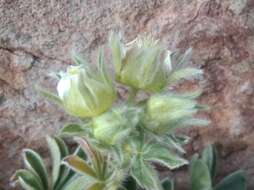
0;0;254;189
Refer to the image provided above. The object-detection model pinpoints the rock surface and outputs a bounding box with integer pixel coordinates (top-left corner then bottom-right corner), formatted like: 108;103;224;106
0;0;254;189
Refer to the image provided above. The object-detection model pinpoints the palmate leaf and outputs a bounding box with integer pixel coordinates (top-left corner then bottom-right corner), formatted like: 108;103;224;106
23;149;49;189
131;158;162;190
13;169;44;190
214;170;246;190
143;143;188;170
190;157;212;190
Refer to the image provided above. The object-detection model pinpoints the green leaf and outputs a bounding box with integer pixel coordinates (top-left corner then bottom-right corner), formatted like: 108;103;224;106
74;145;87;160
23;149;49;189
35;86;62;106
201;145;217;178
190;158;212;190
59;123;87;137
18;178;37;190
54;137;73;190
143;143;188;170
63;155;97;178
63;175;96;190
46;136;63;187
46;136;70;189
74;137;103;174
55;136;69;157
13;169;44;190
161;178;174;190
214;170;246;190
131;158;162;190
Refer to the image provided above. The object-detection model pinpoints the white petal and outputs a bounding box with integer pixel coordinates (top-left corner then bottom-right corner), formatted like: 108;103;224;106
57;77;71;100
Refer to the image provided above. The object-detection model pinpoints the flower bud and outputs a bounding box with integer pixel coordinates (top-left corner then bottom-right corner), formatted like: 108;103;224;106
109;33;172;92
143;94;200;133
92;106;140;145
57;52;116;118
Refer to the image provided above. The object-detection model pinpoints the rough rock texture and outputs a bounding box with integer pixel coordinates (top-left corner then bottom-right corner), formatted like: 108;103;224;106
0;0;254;189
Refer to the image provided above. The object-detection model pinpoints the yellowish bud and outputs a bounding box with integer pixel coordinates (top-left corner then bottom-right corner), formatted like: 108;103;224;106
92;106;140;145
57;52;116;118
109;33;172;92
143;94;198;133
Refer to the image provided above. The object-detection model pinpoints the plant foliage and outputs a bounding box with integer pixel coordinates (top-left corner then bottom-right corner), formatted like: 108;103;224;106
13;33;245;190
189;145;246;190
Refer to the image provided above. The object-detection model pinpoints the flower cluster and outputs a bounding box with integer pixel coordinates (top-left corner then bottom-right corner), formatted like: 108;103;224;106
13;33;210;190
